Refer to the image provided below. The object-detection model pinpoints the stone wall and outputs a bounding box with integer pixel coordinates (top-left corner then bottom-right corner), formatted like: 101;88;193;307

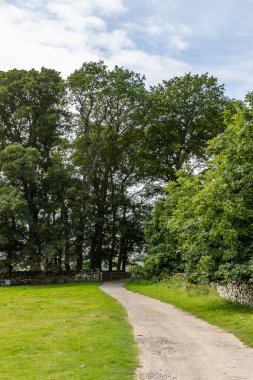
0;270;101;286
217;283;253;307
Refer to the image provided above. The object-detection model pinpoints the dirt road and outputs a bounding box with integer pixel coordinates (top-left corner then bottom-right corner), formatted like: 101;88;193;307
101;281;253;380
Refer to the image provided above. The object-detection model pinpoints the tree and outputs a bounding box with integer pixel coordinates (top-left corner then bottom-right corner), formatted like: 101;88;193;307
0;182;28;274
144;199;180;277
144;104;253;283
0;68;66;270
143;73;227;182
189;108;253;282
0;63;247;278
68;61;147;269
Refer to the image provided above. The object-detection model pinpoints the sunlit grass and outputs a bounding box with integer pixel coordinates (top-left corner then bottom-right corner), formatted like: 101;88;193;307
0;283;138;380
127;276;253;348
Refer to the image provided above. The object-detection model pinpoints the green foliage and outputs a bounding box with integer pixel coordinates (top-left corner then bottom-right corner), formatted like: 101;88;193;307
67;61;149;270
0;67;66;271
0;62;248;276
0;182;28;272
0;143;40;183
144;106;253;283
143;73;227;181
129;265;150;282
144;200;181;277
0;67;65;151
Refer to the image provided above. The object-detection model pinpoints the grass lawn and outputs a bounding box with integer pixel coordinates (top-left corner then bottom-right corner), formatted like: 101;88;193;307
0;282;138;380
126;276;253;349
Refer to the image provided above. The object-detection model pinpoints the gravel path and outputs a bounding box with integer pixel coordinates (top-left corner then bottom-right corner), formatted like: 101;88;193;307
101;281;253;380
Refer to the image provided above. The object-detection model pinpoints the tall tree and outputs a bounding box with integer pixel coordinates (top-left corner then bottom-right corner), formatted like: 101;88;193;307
0;68;66;270
143;103;253;283
144;73;227;182
68;61;147;269
0;181;28;274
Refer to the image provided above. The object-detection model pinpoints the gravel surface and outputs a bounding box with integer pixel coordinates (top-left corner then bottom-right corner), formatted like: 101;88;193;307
101;281;253;380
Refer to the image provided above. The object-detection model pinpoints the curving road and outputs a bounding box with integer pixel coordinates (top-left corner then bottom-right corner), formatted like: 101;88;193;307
101;281;253;380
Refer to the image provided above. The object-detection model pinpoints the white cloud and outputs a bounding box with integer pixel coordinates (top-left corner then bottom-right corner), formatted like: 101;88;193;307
168;35;188;51
0;0;127;74
136;17;192;53
92;30;135;53
211;62;253;99
108;50;191;85
0;0;191;84
1;0;252;98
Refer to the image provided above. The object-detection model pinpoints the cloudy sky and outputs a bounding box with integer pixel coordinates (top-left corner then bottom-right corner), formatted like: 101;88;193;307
0;0;252;99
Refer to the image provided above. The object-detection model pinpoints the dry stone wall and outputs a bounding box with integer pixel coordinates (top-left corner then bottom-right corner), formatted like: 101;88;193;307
217;283;253;307
0;270;100;286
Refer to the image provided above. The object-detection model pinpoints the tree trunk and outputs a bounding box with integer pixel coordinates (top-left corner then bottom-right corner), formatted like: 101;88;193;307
75;234;84;271
64;238;70;271
89;167;109;270
61;203;70;271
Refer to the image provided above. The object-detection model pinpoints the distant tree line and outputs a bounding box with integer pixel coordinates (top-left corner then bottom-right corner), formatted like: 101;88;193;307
0;61;233;275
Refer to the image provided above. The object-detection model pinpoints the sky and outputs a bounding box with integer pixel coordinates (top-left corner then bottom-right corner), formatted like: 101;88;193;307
0;0;253;99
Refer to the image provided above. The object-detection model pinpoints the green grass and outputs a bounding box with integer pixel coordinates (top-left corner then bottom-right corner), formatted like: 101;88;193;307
126;276;253;348
0;282;138;380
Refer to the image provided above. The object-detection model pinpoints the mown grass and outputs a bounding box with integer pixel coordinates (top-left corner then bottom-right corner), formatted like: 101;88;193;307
126;276;253;348
0;282;138;380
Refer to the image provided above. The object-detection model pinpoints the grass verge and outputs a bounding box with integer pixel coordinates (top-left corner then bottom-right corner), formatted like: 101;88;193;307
0;282;138;380
126;276;253;348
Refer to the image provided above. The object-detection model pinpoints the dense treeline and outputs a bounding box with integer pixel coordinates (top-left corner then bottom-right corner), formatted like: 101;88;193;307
0;61;234;274
143;99;253;283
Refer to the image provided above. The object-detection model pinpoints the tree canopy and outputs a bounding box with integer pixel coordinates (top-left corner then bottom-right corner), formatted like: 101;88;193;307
1;62;250;282
143;105;253;283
